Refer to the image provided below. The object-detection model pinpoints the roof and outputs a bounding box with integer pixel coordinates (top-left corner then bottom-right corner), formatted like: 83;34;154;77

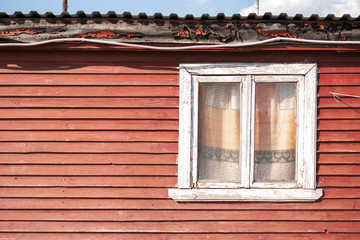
0;11;360;46
1;11;360;21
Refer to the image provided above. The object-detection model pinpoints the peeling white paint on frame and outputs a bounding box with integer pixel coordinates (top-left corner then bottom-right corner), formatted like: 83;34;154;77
170;63;322;202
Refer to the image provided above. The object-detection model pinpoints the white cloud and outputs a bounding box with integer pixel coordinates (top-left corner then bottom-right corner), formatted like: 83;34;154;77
240;0;360;17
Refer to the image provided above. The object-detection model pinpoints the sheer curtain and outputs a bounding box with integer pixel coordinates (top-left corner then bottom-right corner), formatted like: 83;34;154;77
254;83;297;182
198;83;241;182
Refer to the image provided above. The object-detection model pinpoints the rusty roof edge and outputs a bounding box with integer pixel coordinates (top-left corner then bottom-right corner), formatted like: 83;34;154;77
1;12;359;45
0;11;359;21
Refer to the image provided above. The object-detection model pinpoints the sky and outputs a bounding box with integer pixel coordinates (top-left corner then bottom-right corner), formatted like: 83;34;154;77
0;0;359;17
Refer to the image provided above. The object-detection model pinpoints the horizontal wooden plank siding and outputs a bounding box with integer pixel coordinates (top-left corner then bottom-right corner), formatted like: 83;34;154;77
0;48;359;240
1;198;359;210
0;153;177;164
0;221;359;233
0;176;177;187
0;165;177;176
1;234;360;240
0;109;179;119
0;142;178;153
0;74;179;86
1;210;359;221
0;97;179;108
0;120;179;130
316;64;360;240
0;86;179;97
0;130;178;142
0;233;359;240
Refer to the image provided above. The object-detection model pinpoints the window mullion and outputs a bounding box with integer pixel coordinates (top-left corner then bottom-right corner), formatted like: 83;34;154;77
241;75;252;188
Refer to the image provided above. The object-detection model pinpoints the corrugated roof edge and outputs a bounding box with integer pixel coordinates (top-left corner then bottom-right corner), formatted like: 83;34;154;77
0;11;359;21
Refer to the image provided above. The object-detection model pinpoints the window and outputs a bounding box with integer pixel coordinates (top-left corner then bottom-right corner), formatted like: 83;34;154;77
169;63;323;202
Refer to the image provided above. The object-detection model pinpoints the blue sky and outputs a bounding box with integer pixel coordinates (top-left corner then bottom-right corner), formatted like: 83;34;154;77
0;0;254;16
1;0;359;17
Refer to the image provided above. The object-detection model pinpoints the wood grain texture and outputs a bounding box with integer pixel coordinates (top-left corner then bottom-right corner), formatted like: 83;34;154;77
319;73;360;86
0;187;170;198
318;109;360;119
0;130;178;142
318;98;360;108
317;131;360;142
1;49;359;62
0;210;358;221
0;109;179;119
0;62;179;74
0;153;177;164
0;120;179;130
318;165;360;175
318;86;360;97
0;187;334;199
0;233;358;240
318;64;360;73
0;74;179;86
0;86;179;97
0;199;358;210
0;176;177;187
323;188;360;198
0;165;177;176
0;97;179;108
0;142;178;153
317;153;360;164
318;176;360;187
0;221;358;233
318;120;360;130
318;143;360;152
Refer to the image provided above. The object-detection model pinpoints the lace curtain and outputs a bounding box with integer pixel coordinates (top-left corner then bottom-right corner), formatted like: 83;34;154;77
198;82;297;183
254;83;296;182
198;83;241;182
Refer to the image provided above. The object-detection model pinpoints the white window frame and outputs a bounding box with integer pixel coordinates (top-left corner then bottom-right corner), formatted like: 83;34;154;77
169;63;323;202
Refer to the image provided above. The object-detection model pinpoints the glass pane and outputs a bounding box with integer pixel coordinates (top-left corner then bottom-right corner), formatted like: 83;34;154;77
198;83;241;182
254;82;297;182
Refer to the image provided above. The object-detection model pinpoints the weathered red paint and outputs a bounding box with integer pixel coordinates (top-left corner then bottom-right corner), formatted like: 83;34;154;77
255;27;300;39
0;29;37;36
0;48;358;239
1;16;357;45
195;24;209;36
74;30;135;39
173;27;190;38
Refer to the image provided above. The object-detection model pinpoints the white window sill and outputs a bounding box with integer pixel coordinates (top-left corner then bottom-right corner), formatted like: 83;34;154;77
168;188;323;202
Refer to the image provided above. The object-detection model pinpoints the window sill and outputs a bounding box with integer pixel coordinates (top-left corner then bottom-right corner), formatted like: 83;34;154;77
168;188;323;202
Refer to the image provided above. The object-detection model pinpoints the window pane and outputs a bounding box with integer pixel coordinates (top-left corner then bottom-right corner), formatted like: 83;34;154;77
198;83;241;182
254;82;297;182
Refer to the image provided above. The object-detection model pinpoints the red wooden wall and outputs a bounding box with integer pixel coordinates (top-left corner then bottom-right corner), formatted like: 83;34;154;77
0;47;359;239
